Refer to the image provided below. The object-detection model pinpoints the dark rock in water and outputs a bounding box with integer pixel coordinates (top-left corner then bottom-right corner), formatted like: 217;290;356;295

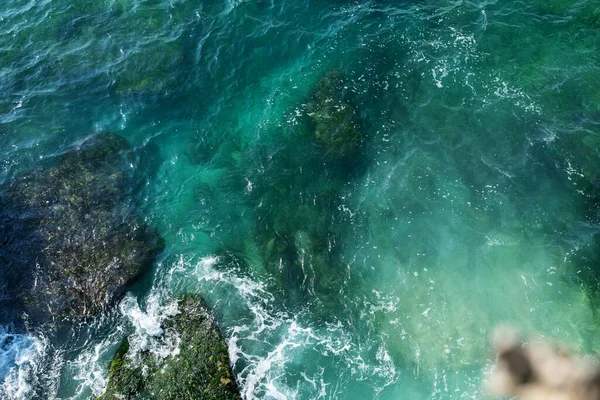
98;295;240;400
210;70;368;313
0;133;164;326
307;69;363;159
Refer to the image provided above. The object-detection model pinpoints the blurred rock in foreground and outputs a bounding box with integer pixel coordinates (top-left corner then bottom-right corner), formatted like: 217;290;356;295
487;327;600;400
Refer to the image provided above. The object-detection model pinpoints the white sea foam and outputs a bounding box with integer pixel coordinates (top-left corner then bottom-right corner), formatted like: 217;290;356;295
63;291;183;399
65;292;184;399
0;326;51;400
182;255;398;399
67;324;125;398
120;293;181;361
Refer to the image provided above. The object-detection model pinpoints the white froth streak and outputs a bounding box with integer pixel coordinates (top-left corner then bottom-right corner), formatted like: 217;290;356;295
186;255;398;399
70;330;122;397
192;256;297;398
0;327;52;400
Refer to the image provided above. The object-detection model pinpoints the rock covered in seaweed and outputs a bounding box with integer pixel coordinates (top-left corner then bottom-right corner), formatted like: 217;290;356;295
307;69;363;159
0;133;164;326
98;295;240;400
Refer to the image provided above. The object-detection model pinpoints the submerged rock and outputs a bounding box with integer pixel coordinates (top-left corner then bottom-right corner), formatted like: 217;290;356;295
0;133;164;326
114;40;183;94
205;69;367;312
307;69;364;159
98;295;240;400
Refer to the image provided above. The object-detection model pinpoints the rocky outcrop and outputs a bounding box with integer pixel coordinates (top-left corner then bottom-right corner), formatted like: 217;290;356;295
0;133;164;326
306;69;364;159
98;295;240;400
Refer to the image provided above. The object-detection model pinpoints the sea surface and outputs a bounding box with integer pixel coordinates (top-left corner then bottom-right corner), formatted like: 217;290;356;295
1;0;600;398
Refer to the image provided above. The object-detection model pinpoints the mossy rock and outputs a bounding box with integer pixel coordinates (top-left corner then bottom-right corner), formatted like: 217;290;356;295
0;133;164;326
98;295;241;400
306;70;364;159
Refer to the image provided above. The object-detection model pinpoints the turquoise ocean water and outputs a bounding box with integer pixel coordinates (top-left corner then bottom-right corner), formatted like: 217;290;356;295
1;0;600;398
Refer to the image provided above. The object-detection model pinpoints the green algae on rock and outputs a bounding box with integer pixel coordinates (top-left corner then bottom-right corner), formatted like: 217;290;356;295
306;70;364;159
0;133;164;325
98;295;240;400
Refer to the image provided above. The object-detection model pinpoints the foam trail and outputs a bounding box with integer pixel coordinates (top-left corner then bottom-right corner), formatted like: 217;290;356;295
68;326;125;398
183;255;398;399
0;326;50;400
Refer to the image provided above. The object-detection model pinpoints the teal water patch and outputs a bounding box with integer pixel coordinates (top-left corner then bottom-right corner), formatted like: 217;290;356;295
1;0;600;399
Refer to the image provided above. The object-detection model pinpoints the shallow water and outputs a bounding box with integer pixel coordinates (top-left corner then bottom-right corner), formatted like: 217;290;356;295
1;0;600;398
